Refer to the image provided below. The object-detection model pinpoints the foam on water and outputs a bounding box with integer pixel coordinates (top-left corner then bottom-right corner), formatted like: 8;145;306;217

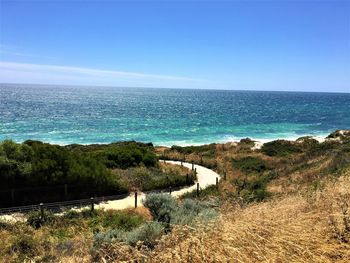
0;84;349;146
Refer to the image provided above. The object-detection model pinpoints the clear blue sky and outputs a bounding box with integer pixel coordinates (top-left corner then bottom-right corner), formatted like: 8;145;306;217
0;0;349;92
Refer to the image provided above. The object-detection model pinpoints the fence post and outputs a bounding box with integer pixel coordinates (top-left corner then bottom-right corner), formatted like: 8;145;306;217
39;203;44;219
90;197;94;212
194;168;197;177
134;191;138;208
169;186;172;195
216;177;219;188
192;162;194;170
64;184;68;200
197;183;200;197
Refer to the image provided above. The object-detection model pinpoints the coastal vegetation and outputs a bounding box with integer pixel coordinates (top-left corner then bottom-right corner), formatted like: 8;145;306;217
0;140;192;207
1;130;350;262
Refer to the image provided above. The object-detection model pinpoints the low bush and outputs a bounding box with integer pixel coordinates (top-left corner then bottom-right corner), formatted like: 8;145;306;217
170;144;216;156
94;195;217;250
95;142;158;169
98;210;144;231
261;140;302;157
94;221;165;249
143;194;218;226
62;210;81;220
120;166;195;192
232;156;270;174
62;209;144;232
232;176;271;202
171;199;217;225
26;209;55;229
0;140;130;207
143;194;177;223
240;186;270;202
125;221;164;248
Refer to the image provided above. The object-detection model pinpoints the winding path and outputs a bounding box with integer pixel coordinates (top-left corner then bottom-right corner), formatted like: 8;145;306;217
0;161;220;221
95;160;220;210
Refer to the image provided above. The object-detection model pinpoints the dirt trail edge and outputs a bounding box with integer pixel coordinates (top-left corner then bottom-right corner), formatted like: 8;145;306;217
96;160;221;210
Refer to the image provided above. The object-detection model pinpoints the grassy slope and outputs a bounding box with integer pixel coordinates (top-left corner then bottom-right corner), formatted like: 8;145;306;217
1;131;350;262
50;171;350;263
145;172;350;263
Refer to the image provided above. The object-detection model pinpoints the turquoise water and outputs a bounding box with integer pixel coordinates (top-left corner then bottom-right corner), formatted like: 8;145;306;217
0;84;349;146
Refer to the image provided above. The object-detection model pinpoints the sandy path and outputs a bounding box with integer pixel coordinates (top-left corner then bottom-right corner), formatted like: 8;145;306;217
0;161;221;221
96;160;220;210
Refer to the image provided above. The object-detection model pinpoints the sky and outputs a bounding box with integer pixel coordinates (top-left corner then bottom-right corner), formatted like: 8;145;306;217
0;0;349;92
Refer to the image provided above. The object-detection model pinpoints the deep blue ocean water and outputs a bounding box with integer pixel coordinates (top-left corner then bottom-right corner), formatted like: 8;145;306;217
0;84;349;146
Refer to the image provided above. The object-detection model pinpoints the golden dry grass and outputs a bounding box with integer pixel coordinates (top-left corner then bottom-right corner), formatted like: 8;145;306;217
56;173;350;263
2;174;349;263
159;162;190;176
138;174;349;263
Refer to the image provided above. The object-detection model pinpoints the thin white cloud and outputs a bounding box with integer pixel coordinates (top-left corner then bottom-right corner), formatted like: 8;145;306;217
0;50;36;57
0;45;56;59
0;61;205;87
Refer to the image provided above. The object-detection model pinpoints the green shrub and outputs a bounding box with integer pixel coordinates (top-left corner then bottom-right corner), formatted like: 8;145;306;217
240;187;270;202
232;176;271;202
116;165;195;192
140;170;195;192
62;210;81;220
0;140;130;207
62;209;145;232
94;221;164;248
144;194;218;226
99;210;144;231
98;142;157;169
261;140;302;157
232;156;270;174
171;199;217;225
296;136;319;147
125;221;164;248
94;228;127;244
94;196;217;249
143;194;177;223
79;208;98;218
26;209;55;229
170;144;216;156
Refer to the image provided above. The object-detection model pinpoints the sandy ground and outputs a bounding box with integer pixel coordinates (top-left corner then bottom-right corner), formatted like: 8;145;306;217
95;160;220;210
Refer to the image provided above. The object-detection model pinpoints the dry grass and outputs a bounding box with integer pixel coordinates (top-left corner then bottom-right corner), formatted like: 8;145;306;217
58;173;349;263
2;139;350;262
2;174;350;262
159;162;190;176
135;174;350;263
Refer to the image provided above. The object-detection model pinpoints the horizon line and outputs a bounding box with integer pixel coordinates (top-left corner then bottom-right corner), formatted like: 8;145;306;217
1;82;349;94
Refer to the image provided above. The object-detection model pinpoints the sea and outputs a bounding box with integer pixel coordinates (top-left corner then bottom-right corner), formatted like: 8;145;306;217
0;83;349;146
